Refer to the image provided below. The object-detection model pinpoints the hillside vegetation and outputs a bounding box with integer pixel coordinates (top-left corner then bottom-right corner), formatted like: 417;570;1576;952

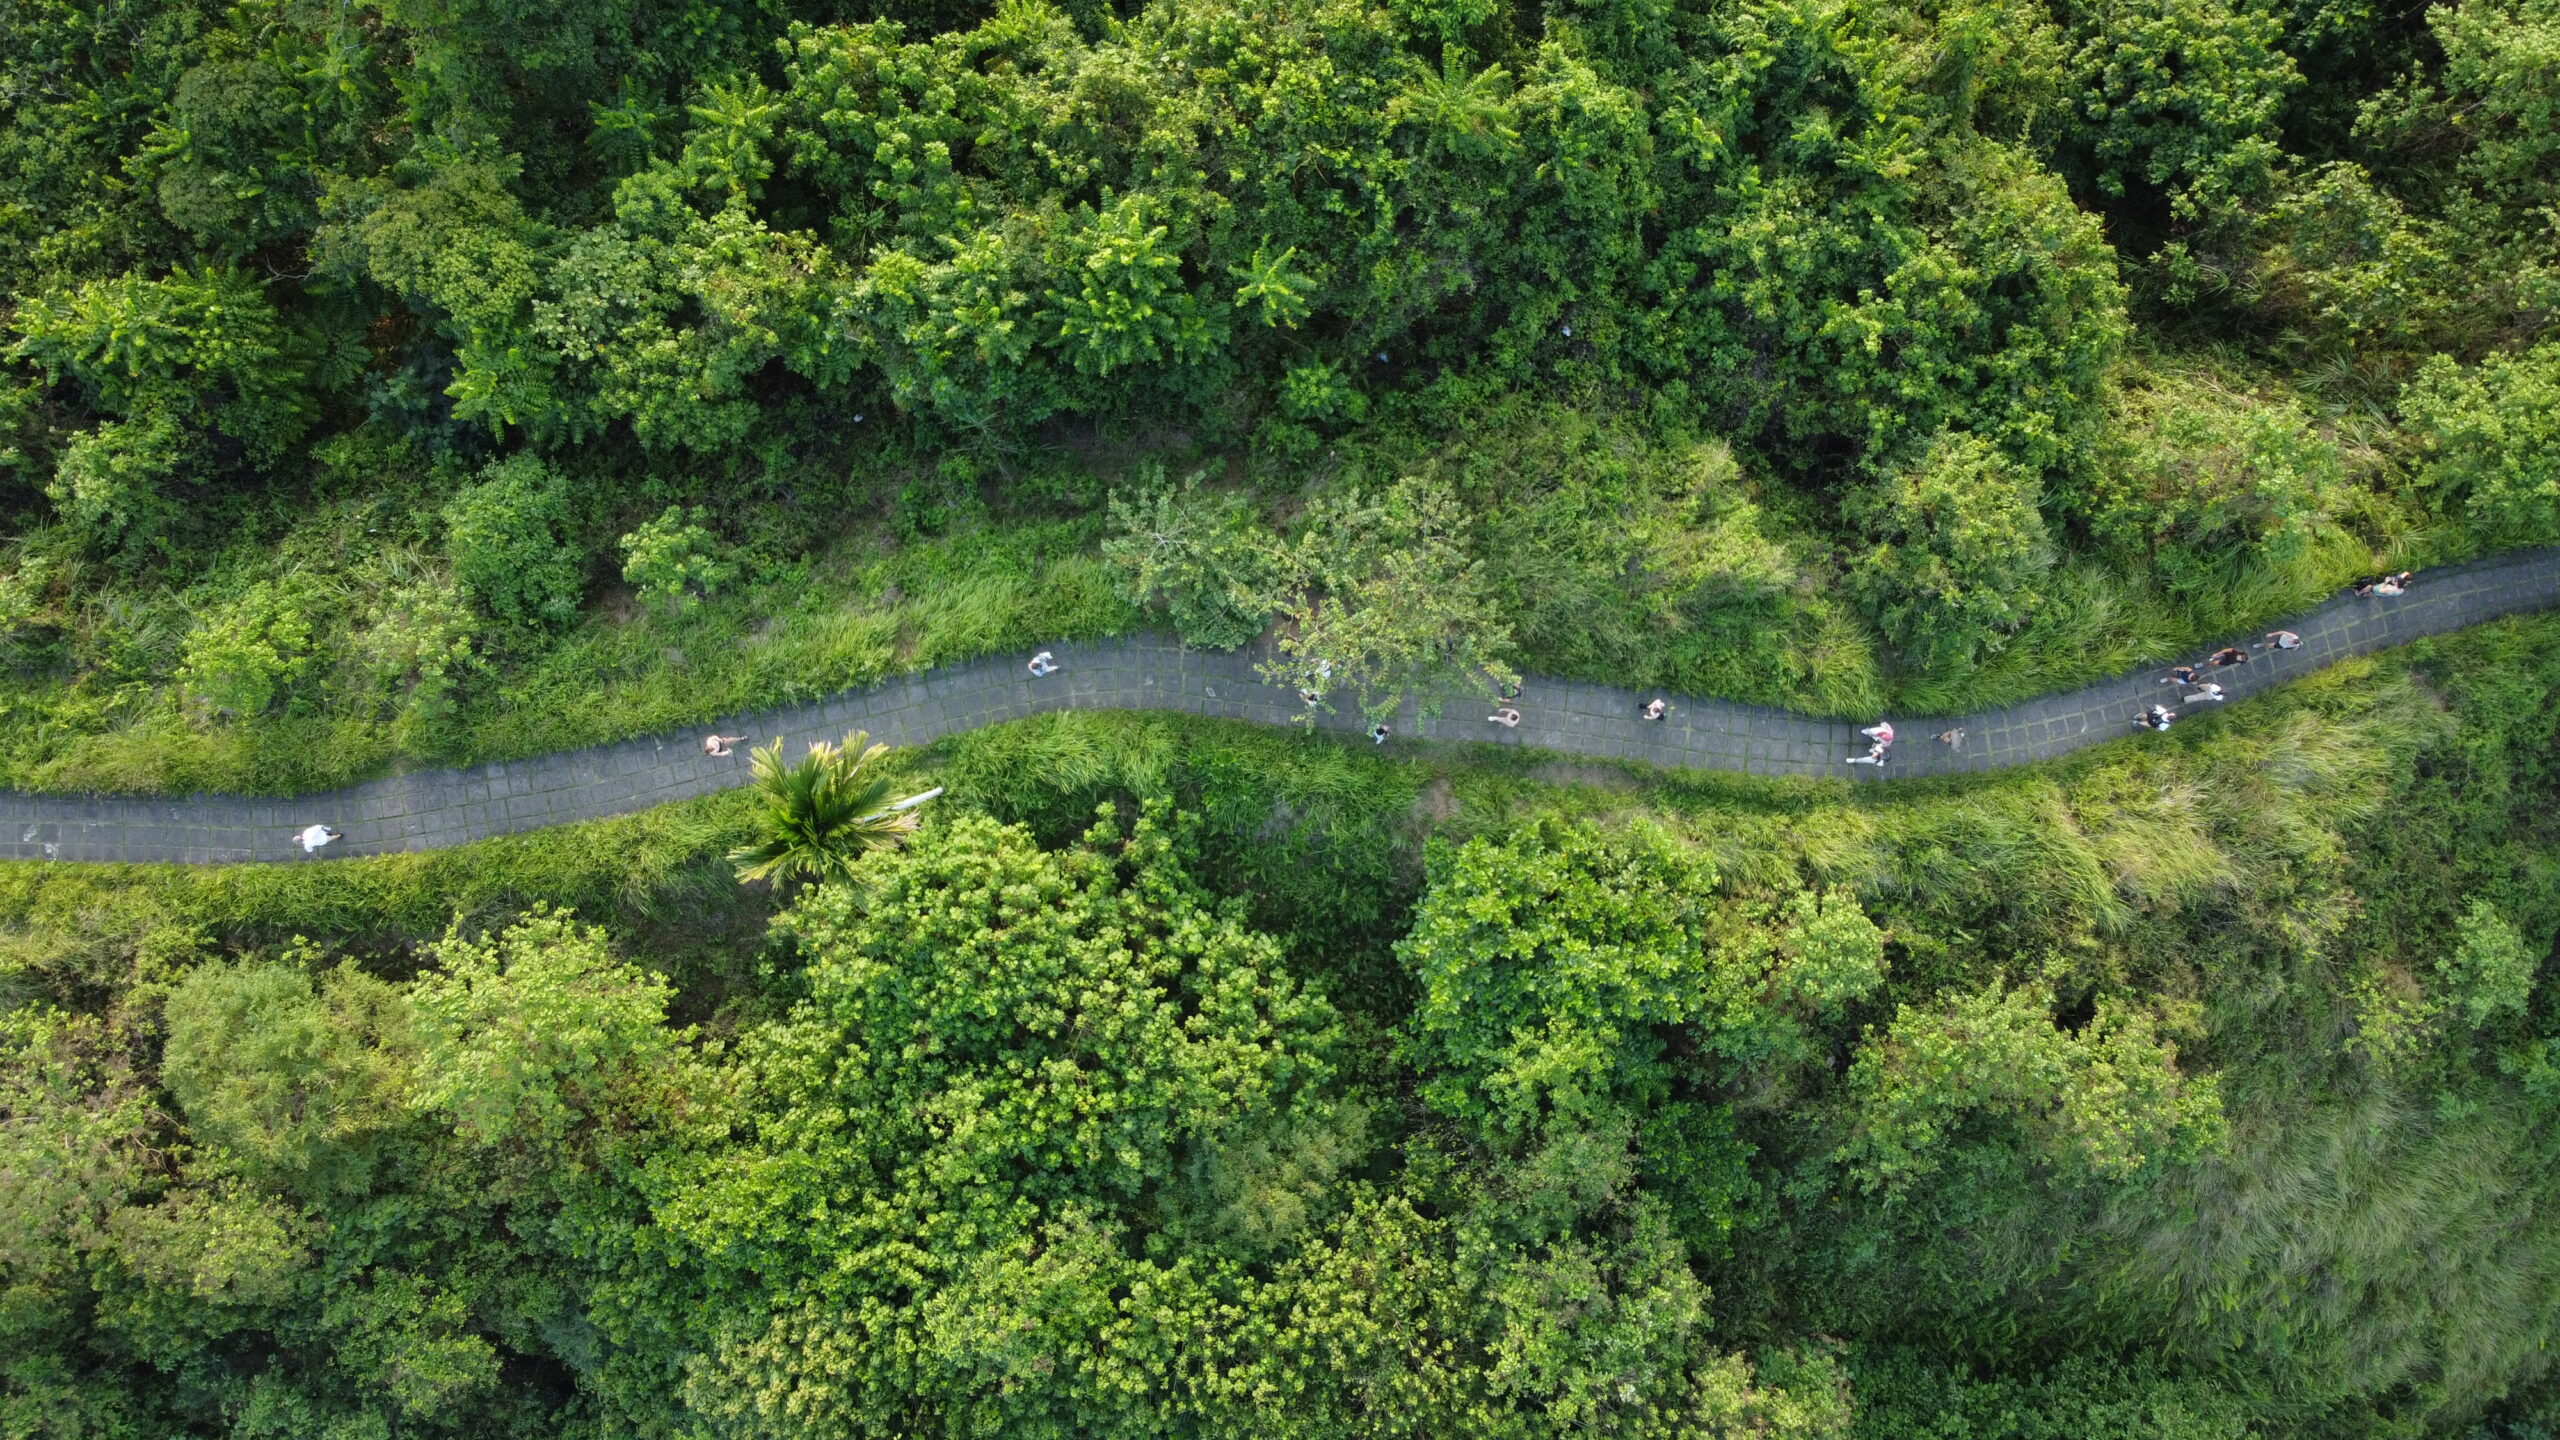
0;0;2554;786
7;616;2560;1436
6;0;2560;1431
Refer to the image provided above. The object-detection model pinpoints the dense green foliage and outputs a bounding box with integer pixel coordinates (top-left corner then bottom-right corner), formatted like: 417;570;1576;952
0;0;2551;783
5;0;2560;1422
6;617;2560;1435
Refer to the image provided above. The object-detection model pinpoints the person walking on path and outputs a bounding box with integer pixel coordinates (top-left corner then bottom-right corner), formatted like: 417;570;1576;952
703;734;746;757
2138;704;2178;732
1299;688;1323;707
2206;646;2249;669
2262;630;2301;651
1847;721;1895;765
297;824;341;854
1369;723;1391;745
1642;698;1667;721
2184;682;2226;704
1936;728;1965;749
2373;570;2411;596
1028;651;1059;677
2163;664;2201;686
1488;707;1522;728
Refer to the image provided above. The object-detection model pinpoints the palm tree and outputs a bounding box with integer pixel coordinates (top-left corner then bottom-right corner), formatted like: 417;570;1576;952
728;731;941;886
1389;47;1518;162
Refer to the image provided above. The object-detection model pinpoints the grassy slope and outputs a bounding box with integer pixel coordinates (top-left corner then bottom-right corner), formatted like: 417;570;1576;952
0;350;2441;798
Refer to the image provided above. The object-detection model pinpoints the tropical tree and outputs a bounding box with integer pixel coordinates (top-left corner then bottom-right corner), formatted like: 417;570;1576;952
1261;471;1518;721
728;730;939;885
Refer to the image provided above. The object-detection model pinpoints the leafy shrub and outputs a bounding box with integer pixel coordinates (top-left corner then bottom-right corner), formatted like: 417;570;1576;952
443;454;587;628
161;957;417;1198
2244;162;2449;353
1263;471;1516;718
407;905;699;1169
1846;433;2055;671
2053;0;2298;219
616;504;735;614
8;265;315;464
1277;360;1367;424
176;580;323;720
2353;0;2560;326
350;572;479;720
1841;982;2226;1195
1401;819;1885;1149
45;414;183;549
1101;469;1284;649
658;804;1342;1432
2081;364;2348;588
2403;343;2560;548
2439;897;2537;1029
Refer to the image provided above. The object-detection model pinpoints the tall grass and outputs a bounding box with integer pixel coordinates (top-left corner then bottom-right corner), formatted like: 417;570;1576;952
6;522;1134;796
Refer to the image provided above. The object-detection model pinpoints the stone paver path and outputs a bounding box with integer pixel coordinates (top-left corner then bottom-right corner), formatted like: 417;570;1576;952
4;550;2553;865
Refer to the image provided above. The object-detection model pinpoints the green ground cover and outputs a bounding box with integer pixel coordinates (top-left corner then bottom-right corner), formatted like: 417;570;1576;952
0;361;2443;793
8;0;2560;1423
7;614;2560;1437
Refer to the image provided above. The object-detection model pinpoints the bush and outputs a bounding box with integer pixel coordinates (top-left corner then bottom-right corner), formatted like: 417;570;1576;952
1845;434;2055;671
616;504;735;614
175;579;322;720
2439;897;2537;1030
443;455;587;628
1841;982;2226;1196
349;572;479;722
2404;343;2560;549
45;413;184;550
2080;364;2348;590
2053;0;2297;220
1101;469;1284;649
1263;471;1517;718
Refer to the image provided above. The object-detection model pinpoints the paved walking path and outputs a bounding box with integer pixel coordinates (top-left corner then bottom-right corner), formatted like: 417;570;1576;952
3;550;2554;865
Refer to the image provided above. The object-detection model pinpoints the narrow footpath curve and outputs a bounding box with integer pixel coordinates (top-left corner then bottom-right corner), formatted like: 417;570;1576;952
6;549;2556;865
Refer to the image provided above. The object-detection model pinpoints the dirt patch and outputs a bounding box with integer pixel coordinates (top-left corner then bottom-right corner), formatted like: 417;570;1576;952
1411;775;1460;824
596;582;641;626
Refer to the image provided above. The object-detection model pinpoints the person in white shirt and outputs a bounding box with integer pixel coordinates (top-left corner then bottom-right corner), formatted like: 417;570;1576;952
1028;651;1059;677
703;734;745;756
297;824;341;853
